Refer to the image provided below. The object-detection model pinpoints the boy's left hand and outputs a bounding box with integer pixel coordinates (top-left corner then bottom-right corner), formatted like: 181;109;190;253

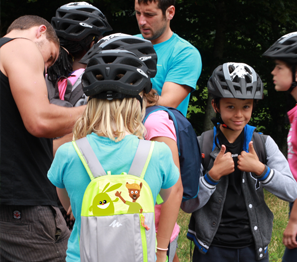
238;141;265;176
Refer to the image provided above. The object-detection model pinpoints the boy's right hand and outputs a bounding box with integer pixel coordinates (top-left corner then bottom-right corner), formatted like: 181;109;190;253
208;145;234;180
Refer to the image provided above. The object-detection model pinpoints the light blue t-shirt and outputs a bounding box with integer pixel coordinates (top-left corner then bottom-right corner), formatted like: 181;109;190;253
48;133;179;262
136;33;202;116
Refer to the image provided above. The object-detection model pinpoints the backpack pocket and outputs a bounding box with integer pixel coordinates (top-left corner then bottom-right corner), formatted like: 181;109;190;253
80;213;155;262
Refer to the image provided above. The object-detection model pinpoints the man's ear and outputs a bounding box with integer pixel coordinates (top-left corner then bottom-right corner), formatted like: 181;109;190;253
211;99;219;113
166;5;175;21
36;25;47;39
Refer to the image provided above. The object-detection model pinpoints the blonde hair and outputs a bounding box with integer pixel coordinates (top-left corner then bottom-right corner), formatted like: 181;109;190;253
73;96;146;142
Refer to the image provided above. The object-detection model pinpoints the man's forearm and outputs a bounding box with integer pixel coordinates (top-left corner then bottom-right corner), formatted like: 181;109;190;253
29;105;85;138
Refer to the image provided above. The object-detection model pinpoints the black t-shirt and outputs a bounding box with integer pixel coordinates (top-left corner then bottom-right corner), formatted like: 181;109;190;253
0;37;57;206
212;129;254;248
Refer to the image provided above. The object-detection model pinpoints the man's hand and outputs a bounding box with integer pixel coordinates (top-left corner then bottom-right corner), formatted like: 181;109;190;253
238;141;265;176
67;205;75;221
208;145;234;180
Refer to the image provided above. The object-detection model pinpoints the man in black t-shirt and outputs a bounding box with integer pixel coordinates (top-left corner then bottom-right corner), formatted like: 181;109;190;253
0;15;86;261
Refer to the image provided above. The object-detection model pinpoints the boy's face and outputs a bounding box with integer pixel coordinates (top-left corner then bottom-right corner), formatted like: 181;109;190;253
213;98;253;132
271;60;293;91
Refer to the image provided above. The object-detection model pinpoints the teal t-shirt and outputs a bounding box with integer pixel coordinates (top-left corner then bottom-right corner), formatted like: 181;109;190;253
136;33;202;116
48;133;179;262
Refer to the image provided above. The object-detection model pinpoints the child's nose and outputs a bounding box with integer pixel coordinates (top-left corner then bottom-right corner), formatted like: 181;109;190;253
235;109;243;117
271;67;276;75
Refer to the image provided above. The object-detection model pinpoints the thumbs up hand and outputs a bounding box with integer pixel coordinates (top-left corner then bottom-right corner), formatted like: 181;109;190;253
238;141;265;176
208;145;235;181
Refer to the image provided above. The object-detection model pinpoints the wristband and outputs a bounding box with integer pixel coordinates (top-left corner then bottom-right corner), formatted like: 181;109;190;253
157;247;168;251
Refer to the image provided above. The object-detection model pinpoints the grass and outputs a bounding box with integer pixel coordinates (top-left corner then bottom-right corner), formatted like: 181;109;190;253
176;190;289;262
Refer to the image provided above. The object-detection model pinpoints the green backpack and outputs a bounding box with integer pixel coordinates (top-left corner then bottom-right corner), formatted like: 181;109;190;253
72;138;156;262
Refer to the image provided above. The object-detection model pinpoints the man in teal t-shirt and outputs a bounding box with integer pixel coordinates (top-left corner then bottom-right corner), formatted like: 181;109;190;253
134;0;202;116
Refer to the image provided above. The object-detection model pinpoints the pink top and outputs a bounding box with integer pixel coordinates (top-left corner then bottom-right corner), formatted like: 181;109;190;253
57;68;85;100
287;105;297;181
144;110;180;242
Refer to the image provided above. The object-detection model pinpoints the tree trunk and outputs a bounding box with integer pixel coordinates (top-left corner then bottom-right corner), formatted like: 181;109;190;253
203;0;226;131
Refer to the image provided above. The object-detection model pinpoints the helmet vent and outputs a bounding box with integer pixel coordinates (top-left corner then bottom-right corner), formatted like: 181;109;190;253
244;74;252;83
115;73;125;80
57;11;67;18
233;75;240;83
228;65;235;73
79;8;96;13
74;27;85;35
96;74;104;80
93;20;105;27
244;66;252;74
139;47;151;55
103;43;121;50
60;23;71;31
74;14;88;22
284;39;295;46
122;38;143;44
247;86;252;93
102;56;117;64
122;58;142;68
218;72;225;82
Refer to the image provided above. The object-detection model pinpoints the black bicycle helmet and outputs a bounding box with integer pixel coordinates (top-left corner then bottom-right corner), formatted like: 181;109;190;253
51;2;112;42
80;33;157;77
82;50;152;103
207;62;263;99
263;32;297;93
262;32;297;64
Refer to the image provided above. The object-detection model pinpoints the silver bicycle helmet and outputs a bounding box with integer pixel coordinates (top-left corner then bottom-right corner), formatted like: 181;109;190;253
80;33;157;77
207;62;263;99
51;2;112;42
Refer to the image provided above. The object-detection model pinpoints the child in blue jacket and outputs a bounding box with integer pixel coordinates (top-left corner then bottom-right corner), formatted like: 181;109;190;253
182;62;297;262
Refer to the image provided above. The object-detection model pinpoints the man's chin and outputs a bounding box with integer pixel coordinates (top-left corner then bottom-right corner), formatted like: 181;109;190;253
140;31;152;39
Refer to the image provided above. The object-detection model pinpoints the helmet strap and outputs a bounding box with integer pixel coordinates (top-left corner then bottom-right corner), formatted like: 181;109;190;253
135;95;143;110
211;117;222;149
211;116;234;131
288;65;297;93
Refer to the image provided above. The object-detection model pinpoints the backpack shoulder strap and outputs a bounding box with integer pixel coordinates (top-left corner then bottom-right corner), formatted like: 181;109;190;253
68;74;85;106
128;140;155;178
72;137;106;180
252;132;268;164
69;83;84;106
199;130;214;171
46;75;56;101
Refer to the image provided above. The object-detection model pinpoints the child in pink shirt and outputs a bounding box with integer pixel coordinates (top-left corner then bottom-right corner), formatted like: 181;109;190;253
144;90;183;262
263;31;297;262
